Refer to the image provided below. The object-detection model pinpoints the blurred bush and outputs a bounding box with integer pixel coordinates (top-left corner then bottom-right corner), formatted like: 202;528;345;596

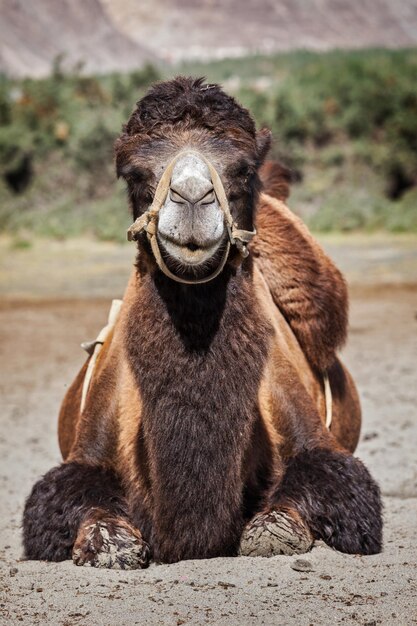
0;62;159;238
232;49;417;232
268;51;417;200
0;50;416;238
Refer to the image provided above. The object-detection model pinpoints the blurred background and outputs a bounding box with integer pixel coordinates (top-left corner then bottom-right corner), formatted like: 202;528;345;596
1;3;417;624
1;0;417;244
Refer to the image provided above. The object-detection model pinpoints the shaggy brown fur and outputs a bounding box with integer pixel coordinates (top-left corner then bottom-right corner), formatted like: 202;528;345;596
252;192;348;371
23;77;382;566
126;269;274;562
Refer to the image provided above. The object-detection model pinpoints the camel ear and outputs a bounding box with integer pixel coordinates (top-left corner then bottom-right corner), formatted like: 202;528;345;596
256;128;272;165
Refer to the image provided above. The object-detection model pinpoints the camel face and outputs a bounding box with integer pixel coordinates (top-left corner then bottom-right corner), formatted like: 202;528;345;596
157;151;227;268
115;77;273;280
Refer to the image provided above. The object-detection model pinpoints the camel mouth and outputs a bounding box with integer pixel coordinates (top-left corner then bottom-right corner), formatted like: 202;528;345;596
157;232;225;268
126;149;254;283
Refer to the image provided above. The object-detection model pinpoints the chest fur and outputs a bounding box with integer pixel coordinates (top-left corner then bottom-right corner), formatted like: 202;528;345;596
125;271;272;561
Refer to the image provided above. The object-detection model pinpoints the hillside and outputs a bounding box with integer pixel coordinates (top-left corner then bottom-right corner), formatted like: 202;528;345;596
102;0;417;62
1;0;417;77
0;0;154;77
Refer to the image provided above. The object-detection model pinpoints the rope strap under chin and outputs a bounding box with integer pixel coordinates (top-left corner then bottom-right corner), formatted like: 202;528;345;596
126;150;256;285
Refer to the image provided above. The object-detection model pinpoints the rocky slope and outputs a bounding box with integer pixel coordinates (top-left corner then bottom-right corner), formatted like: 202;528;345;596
102;0;417;62
1;0;417;76
0;0;154;77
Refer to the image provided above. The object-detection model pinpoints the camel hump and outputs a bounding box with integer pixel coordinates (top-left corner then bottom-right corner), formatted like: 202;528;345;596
252;194;348;372
259;160;292;202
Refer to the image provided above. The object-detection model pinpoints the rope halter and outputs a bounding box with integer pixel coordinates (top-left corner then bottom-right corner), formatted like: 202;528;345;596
127;150;256;285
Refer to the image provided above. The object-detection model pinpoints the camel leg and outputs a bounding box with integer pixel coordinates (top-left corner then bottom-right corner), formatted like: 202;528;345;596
240;448;382;557
23;462;150;569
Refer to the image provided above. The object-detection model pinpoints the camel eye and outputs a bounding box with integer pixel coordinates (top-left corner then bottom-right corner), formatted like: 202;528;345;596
170;190;185;203
200;190;215;205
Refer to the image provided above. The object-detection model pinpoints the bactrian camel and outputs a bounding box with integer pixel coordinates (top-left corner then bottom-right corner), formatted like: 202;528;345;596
23;77;382;568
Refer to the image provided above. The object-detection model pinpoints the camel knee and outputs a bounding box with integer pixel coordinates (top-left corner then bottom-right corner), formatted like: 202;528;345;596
272;448;383;555
239;507;313;557
23;462;128;561
73;508;150;569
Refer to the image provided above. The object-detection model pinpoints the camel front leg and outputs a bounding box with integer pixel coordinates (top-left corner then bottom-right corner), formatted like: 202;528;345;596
239;506;314;557
240;448;382;557
23;462;150;569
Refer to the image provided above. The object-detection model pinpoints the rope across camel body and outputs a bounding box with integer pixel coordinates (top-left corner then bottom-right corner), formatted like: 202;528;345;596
126;150;257;285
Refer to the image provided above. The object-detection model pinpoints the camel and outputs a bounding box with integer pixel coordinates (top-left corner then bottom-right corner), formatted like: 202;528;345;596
23;77;382;568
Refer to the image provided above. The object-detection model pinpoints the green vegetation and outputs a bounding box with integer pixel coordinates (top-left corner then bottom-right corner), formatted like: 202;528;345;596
0;62;159;241
1;49;416;240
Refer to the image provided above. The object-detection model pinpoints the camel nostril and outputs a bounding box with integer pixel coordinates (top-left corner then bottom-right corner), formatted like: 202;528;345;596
186;242;199;252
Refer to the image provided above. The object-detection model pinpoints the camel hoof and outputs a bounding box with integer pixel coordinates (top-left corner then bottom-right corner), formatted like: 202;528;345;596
238;509;314;557
72;518;150;569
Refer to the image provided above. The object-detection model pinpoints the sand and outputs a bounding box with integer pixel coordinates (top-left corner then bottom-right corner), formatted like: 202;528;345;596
0;235;416;625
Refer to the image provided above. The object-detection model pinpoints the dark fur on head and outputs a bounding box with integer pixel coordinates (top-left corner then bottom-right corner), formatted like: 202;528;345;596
114;76;271;233
124;76;256;137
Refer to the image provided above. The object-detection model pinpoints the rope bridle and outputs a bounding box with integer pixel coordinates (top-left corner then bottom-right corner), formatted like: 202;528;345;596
122;150;333;427
127;150;256;285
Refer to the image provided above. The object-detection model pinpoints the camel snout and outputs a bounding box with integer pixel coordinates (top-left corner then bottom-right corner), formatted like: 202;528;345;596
157;152;226;267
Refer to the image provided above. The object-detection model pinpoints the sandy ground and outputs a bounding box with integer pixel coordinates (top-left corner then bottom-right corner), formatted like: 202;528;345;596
0;235;416;625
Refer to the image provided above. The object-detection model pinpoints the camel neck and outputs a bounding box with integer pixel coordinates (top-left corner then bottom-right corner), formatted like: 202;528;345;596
125;264;273;561
150;266;241;352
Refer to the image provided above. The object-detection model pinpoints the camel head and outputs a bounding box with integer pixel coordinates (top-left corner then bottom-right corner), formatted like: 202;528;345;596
115;77;271;281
